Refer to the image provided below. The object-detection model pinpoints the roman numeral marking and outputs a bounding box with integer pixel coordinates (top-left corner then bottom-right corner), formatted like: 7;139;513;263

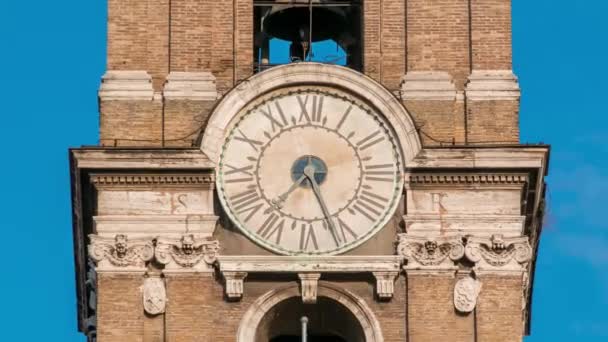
230;190;264;222
234;129;263;152
357;130;385;151
297;95;323;123
259;103;288;132
337;217;358;244
224;164;253;176
363;164;395;183
359;191;388;210
257;213;284;245
352;197;382;221
299;224;319;251
336;104;353;131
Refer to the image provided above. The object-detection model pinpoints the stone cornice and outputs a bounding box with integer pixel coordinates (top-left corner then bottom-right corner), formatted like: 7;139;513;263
217;255;402;273
70;148;214;170
90;173;214;189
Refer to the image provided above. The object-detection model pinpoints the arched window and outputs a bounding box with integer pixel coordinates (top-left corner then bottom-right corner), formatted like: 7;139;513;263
254;0;363;72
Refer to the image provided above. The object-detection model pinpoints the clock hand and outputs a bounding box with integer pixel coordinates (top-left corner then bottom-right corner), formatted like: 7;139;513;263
271;174;307;210
303;164;341;245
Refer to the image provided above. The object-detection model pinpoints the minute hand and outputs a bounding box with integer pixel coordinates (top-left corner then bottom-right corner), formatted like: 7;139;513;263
303;167;341;245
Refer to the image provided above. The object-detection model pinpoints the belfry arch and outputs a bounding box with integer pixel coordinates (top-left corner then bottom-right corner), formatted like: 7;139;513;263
237;283;384;342
200;62;421;166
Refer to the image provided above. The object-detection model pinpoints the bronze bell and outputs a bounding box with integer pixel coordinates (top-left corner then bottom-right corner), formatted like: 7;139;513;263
262;0;348;43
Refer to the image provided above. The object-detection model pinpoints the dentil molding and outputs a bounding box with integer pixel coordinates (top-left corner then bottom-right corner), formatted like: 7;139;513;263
397;234;465;270
155;235;220;272
465;234;532;272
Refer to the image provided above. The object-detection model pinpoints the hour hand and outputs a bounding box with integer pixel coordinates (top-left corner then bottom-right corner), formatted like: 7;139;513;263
271;174;306;210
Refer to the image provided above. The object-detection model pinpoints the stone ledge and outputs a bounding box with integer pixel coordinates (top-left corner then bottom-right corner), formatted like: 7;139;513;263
163;71;218;101
400;71;457;101
465;70;520;101
217;255;402;273
98;70;155;101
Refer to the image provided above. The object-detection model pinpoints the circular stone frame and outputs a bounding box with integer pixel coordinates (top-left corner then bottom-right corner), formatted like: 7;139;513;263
236;283;385;342
201;63;421;166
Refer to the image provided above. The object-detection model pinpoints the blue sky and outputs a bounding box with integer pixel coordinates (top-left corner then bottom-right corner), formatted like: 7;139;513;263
0;0;606;340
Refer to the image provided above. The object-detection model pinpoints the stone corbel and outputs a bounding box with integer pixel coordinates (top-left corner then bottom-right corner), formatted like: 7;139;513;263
372;272;398;300
397;234;465;270
464;234;532;272
143;277;166;315
298;273;321;304
223;272;248;300
155;234;220;272
88;234;154;271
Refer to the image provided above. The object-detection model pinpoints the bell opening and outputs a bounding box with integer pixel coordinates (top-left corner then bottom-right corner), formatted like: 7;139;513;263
254;0;363;72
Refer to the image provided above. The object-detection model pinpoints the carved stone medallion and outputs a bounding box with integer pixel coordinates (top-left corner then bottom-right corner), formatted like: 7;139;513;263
143;277;166;315
454;276;482;313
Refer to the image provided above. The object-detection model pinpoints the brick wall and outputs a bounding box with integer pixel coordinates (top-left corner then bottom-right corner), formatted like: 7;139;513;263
99;100;163;147
477;274;524;342
471;0;512;70
97;274;144;342
407;273;474;342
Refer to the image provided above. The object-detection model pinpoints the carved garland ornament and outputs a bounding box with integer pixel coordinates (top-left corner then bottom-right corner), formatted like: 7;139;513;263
155;234;220;270
89;234;154;269
397;234;465;268
464;234;532;271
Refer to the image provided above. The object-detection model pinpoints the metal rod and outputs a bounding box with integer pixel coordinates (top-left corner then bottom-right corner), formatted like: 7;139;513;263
301;316;308;342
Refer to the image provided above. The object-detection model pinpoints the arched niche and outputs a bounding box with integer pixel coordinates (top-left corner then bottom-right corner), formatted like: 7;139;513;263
201;63;421;166
237;283;384;342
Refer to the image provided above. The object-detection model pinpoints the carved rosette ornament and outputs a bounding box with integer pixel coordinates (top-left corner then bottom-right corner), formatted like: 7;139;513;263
397;234;465;269
88;234;154;271
155;234;220;272
454;276;482;313
143;277;166;315
465;234;532;271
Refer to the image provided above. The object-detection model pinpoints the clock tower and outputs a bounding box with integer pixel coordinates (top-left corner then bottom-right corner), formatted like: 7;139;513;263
70;1;549;341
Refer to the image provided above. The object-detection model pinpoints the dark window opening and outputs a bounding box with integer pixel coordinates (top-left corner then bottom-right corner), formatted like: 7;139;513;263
254;1;363;73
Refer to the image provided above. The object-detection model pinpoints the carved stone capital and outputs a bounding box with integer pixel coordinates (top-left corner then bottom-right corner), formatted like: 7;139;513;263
88;234;154;271
397;234;465;270
155;235;220;272
223;272;248;300
98;71;154;101
143;277;166;315
298;273;321;304
400;71;457;101
372;271;398;300
465;234;532;271
454;276;482;313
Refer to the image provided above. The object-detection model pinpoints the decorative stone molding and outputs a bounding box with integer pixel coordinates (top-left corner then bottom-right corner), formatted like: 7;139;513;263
201;63;421;165
143;277;166;315
372;272;398;300
454;276;482;313
98;71;154;101
90;173;214;189
405;173;528;187
88;234;154;271
298;273;321;304
218;256;401;300
237;284;385;342
94;215;219;238
465;234;532;271
397;234;465;270
465;70;520;101
223;272;248;300
155;235;219;272
400;71;457;101
163;72;218;101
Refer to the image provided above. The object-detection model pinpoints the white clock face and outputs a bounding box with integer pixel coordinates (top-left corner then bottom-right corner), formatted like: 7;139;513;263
217;87;403;255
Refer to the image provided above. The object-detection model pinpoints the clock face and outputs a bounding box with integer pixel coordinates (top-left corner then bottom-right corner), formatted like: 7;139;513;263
217;87;403;255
